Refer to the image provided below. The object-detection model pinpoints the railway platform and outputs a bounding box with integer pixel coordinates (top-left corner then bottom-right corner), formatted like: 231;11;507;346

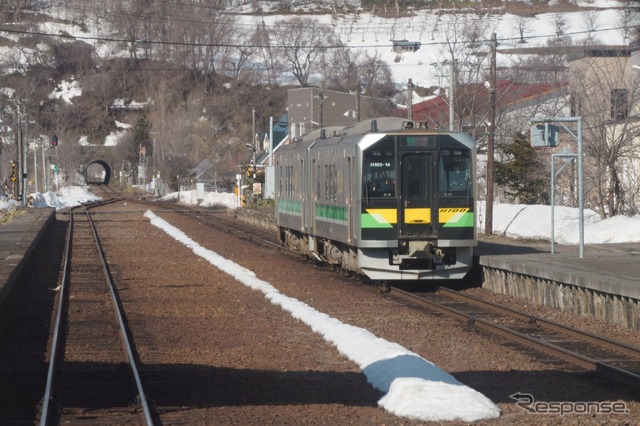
475;236;640;331
0;208;56;332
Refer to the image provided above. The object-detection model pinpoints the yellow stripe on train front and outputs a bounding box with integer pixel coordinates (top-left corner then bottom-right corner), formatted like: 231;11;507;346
365;208;398;225
404;208;431;224
439;208;470;223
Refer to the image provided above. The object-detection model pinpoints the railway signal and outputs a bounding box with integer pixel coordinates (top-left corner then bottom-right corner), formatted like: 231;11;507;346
51;134;59;146
9;161;16;182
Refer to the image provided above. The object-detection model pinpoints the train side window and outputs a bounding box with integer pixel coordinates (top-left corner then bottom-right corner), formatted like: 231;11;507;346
325;165;329;200
337;167;344;202
317;164;321;200
333;165;338;201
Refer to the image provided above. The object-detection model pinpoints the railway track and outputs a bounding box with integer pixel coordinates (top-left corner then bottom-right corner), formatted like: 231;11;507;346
40;200;154;425
390;286;640;388
150;202;640;390
149;204;286;253
83;192;640;393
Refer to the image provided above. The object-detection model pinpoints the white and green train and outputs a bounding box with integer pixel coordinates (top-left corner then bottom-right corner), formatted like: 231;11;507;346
274;117;476;281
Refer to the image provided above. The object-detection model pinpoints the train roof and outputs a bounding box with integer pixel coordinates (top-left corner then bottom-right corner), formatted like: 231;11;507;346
297;117;451;143
277;117;474;154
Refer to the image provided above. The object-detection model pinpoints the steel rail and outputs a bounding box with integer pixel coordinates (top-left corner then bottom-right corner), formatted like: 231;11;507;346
83;204;154;425
39;200;153;425
176;208;285;252
390;286;640;388
439;287;640;360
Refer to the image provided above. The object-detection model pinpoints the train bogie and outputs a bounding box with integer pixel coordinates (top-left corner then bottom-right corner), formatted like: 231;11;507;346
275;117;476;282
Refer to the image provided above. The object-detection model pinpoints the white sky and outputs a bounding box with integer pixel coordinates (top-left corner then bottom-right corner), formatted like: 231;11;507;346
7;186;637;421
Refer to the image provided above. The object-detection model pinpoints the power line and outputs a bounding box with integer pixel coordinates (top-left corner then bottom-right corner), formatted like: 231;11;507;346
0;24;635;50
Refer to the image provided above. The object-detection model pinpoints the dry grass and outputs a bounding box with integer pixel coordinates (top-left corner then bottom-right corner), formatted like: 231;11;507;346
0;208;25;224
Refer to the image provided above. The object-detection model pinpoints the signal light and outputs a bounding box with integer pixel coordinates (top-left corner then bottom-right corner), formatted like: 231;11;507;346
51;135;58;146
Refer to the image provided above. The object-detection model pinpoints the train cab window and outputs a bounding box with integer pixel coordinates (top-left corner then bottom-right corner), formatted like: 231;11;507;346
363;138;396;198
404;157;428;199
439;150;471;198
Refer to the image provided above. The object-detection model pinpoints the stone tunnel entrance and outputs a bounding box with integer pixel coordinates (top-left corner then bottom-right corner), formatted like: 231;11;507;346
86;160;112;184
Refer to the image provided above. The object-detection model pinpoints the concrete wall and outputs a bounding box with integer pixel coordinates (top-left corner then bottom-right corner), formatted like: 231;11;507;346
483;267;640;331
230;208;277;232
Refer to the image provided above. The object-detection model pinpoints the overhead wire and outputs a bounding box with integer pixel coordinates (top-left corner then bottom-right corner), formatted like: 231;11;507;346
0;23;635;50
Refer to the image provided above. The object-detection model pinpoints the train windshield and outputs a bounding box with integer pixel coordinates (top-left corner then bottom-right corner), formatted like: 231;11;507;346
363;138;396;197
439;149;471;198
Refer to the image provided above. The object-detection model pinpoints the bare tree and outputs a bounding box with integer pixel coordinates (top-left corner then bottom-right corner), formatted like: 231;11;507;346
515;16;529;44
323;47;394;98
227;28;256;79
323;46;361;92
554;13;568;40
251;19;279;85
270;17;334;87
582;10;600;42
434;12;495;134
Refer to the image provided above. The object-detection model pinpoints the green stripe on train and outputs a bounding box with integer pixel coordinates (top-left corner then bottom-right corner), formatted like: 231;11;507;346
361;212;393;228
278;199;302;214
442;211;475;228
316;204;347;221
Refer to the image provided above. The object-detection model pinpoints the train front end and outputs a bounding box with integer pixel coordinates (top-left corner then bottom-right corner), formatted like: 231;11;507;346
356;126;476;280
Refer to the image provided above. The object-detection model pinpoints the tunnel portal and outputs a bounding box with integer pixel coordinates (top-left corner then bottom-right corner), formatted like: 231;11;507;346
86;160;112;184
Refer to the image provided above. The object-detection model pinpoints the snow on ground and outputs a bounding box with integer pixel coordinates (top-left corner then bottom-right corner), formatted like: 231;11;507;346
159;190;238;210
24;186;102;210
477;200;640;245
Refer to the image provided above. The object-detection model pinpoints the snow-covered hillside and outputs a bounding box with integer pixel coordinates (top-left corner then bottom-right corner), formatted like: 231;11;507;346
0;1;635;89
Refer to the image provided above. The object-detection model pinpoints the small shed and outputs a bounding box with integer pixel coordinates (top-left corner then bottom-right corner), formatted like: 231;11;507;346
190;158;221;191
392;40;421;53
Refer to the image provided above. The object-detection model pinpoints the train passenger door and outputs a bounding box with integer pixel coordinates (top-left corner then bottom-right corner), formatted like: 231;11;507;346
400;153;435;237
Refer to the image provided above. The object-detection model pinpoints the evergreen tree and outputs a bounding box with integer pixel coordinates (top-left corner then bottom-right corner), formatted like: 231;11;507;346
495;132;549;204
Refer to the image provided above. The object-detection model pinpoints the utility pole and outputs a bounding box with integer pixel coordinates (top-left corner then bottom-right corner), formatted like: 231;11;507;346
484;32;497;236
354;89;360;122
21;105;28;204
449;60;455;130
252;107;256;181
15;101;27;204
33;139;37;193
407;78;414;120
41;140;47;192
269;116;273;167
